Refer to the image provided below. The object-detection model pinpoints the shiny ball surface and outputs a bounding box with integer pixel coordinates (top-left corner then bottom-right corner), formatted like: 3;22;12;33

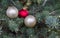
24;15;36;27
6;6;18;18
18;9;29;18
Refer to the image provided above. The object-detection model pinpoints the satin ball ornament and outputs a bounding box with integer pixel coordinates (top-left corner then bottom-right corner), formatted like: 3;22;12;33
24;15;36;27
18;9;29;18
6;6;18;18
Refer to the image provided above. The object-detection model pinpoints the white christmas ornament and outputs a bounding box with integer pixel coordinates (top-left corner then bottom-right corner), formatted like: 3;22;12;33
6;6;18;18
24;15;36;27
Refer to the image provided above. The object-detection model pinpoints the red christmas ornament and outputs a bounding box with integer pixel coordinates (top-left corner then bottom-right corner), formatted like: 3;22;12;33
18;9;29;18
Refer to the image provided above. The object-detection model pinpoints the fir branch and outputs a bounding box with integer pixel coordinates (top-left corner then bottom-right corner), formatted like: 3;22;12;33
42;0;48;6
10;0;16;6
49;11;55;15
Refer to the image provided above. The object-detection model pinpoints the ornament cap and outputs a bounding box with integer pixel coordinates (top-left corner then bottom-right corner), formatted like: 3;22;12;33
23;6;28;10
